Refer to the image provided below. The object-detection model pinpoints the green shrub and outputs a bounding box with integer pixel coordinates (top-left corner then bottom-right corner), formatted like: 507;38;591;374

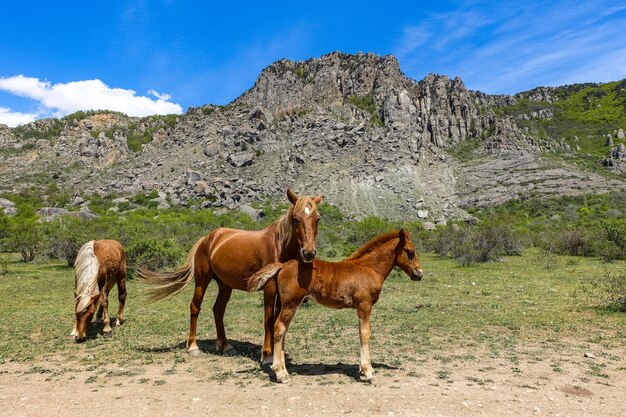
125;237;185;274
6;218;45;262
586;270;626;311
42;217;94;266
432;222;523;265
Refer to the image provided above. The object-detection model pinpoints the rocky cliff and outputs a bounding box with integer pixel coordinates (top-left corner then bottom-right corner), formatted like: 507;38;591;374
1;52;625;220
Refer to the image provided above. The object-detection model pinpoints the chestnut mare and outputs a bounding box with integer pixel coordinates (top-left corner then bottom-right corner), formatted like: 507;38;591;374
247;229;423;383
70;239;127;343
139;190;323;363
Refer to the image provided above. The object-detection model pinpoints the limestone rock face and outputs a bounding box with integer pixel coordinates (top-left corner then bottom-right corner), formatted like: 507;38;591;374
1;52;624;220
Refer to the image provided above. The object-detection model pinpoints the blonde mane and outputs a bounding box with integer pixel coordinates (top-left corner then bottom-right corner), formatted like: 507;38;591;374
274;196;319;250
345;230;405;261
74;240;100;313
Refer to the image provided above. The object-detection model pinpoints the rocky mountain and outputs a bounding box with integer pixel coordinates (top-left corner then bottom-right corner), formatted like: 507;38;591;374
1;52;625;221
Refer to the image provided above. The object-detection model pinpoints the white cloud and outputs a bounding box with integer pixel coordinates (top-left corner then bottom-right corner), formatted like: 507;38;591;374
0;75;183;126
393;0;626;94
0;107;38;127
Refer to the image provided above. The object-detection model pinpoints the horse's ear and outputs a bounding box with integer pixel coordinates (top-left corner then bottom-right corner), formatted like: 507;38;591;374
399;229;406;242
313;194;324;205
287;189;298;205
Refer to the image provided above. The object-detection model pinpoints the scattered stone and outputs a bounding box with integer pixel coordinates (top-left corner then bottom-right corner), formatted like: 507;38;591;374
204;142;221;157
238;204;265;221
417;210;429;219
227;152;255;167
71;196;85;206
422;221;436;230
186;170;204;187
0;198;17;217
583;352;596;359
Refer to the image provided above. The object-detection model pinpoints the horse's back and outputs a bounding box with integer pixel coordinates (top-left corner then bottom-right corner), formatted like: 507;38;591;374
93;239;126;278
204;227;279;290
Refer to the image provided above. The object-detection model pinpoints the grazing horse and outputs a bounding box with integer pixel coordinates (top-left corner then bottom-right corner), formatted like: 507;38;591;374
138;190;323;363
70;239;127;343
247;229;423;383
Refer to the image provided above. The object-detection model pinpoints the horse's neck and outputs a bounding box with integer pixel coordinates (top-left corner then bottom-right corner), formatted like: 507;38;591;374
356;239;398;281
268;221;298;262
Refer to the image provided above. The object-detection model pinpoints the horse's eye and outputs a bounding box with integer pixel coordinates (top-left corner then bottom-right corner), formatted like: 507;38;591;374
407;250;415;260
292;218;299;224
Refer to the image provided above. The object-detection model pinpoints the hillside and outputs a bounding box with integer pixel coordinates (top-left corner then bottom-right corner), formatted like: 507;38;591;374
1;52;625;220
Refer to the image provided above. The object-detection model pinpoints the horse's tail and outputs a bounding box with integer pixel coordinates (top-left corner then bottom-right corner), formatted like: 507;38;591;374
74;240;100;313
137;237;204;301
246;262;285;292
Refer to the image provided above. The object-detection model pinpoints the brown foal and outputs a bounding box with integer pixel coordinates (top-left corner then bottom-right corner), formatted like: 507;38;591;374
247;229;423;383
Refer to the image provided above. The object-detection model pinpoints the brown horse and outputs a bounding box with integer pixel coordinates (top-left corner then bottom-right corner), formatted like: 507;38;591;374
138;190;323;363
70;239;127;343
247;229;423;383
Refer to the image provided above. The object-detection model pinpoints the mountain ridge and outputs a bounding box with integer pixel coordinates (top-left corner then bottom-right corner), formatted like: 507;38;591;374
1;52;625;221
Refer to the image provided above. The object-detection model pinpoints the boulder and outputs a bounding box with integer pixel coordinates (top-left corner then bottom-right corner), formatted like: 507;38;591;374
422;221;436;230
238;204;265;221
37;207;70;219
204;142;221;157
187;170;204;186
0;198;17;217
227;152;255;167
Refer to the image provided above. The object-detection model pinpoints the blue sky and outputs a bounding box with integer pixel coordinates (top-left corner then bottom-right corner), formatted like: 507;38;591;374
1;1;625;126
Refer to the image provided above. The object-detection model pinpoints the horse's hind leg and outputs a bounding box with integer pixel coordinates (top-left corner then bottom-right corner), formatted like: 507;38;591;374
100;289;113;337
115;274;127;326
187;270;212;356
213;280;235;356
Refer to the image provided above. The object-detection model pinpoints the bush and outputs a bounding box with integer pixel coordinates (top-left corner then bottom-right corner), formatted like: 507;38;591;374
6;218;45;262
125;238;185;273
432;222;523;265
42;217;94;266
586;270;626;312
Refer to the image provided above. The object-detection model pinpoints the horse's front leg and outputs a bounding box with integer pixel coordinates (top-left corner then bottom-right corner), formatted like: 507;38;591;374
115;275;127;327
272;299;299;383
357;302;375;383
261;279;278;367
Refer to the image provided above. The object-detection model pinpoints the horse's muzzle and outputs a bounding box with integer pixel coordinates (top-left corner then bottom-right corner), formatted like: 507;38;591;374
301;249;317;263
411;269;423;281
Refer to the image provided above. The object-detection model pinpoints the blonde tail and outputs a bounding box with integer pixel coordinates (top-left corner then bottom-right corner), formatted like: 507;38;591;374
137;237;204;301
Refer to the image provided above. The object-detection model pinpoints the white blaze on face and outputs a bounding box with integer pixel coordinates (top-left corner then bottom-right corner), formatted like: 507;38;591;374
304;206;311;215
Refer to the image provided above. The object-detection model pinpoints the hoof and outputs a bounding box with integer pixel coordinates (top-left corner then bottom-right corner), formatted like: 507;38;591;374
115;319;124;327
275;372;290;384
364;376;377;385
261;356;273;372
75;336;86;344
223;346;237;357
103;332;112;339
188;348;202;357
359;371;376;384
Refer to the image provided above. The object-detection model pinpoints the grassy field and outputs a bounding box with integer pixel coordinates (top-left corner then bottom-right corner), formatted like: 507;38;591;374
0;250;624;387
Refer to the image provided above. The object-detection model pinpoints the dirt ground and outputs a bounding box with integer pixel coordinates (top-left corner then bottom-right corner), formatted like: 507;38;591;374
2;346;625;417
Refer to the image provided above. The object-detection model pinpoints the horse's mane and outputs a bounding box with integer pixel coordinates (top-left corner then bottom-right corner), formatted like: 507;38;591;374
74;240;100;313
345;230;405;261
274;196;319;249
